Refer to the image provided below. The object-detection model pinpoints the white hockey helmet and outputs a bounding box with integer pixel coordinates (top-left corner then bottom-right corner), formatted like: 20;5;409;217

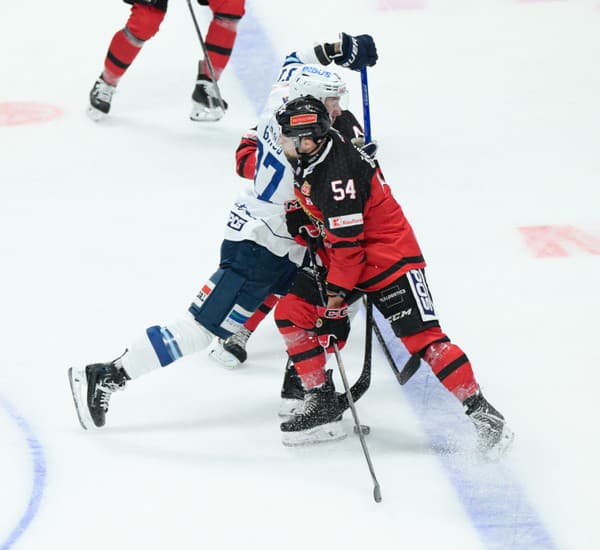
288;64;348;107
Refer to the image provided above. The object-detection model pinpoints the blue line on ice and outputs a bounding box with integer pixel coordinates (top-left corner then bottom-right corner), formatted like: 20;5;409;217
0;396;47;550
230;3;281;116
374;311;557;550
231;10;557;549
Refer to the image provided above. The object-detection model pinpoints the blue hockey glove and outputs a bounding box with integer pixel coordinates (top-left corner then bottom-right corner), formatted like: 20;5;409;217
351;137;378;159
333;33;378;71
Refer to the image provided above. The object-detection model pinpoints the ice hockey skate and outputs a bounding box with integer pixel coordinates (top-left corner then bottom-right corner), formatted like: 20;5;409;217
278;360;306;418
68;361;129;429
87;76;116;121
208;326;251;368
190;75;227;122
464;390;514;460
280;374;346;446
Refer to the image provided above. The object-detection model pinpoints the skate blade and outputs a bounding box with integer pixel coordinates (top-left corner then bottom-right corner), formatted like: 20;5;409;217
190;102;225;122
67;367;94;430
207;342;241;369
86;105;107;122
281;421;347;447
480;425;515;461
278;398;304;419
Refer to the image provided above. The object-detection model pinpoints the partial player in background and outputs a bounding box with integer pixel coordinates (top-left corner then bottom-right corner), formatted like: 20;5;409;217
87;0;245;121
271;96;514;456
68;33;378;431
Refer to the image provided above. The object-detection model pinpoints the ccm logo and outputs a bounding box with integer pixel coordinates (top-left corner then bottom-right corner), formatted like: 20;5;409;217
388;309;412;322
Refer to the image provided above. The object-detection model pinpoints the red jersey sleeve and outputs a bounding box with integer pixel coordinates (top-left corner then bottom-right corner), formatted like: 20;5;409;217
235;127;257;179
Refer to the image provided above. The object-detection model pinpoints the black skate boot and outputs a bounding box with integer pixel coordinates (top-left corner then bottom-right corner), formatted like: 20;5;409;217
208;327;251;368
280;372;346;446
278;360;306;418
68;360;129;430
190;74;228;122
464;390;514;459
88;76;116;121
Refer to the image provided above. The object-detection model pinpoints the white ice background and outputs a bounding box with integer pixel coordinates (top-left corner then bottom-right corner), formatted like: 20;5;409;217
1;1;599;549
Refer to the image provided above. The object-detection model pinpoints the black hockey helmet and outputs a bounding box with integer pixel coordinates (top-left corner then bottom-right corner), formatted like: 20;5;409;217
276;95;331;142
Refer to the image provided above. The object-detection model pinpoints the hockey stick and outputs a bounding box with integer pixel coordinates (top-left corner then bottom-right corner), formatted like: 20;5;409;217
360;67;372;143
304;237;382;503
337;295;372;410
185;0;226;108
371;321;421;385
359;67;421;386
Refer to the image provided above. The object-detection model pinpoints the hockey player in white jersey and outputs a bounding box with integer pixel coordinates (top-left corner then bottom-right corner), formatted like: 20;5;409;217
68;32;378;430
209;63;375;369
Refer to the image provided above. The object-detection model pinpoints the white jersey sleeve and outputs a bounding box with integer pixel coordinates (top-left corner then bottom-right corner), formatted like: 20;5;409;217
222;50;323;266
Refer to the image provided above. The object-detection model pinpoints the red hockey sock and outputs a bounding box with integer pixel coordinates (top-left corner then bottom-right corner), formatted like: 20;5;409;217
103;29;143;85
244;294;278;333
202;16;240;79
423;341;479;402
278;328;326;390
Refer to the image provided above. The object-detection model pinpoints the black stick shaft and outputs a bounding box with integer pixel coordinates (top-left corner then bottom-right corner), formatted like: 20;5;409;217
185;0;225;106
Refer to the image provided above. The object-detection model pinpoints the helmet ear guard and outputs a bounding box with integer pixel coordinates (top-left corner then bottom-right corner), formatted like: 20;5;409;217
276;95;332;144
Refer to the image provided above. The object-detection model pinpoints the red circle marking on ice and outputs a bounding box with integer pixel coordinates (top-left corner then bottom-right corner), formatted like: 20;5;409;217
0;102;62;127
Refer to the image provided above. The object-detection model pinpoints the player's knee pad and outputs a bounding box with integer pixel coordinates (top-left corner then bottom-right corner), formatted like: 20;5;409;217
188;268;261;339
126;3;167;41
208;0;245;18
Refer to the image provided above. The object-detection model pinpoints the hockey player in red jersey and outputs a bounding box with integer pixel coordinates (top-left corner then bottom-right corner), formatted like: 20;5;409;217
87;0;245;121
210;77;371;369
272;96;514;456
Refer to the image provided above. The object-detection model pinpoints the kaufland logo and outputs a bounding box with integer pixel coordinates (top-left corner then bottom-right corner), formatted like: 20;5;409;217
290;113;317;126
329;213;363;229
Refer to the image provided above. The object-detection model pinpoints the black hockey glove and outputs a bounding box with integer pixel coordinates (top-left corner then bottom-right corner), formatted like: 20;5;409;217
351;137;378;159
285;200;320;242
333;33;378;71
315;305;350;349
196;0;209;5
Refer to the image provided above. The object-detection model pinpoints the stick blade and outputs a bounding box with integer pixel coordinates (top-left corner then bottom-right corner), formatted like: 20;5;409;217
398;354;421;385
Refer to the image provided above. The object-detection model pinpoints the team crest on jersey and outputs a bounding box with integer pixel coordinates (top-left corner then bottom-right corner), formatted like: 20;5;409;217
227;211;248;231
407;269;437;322
301;181;311;196
328;213;363;229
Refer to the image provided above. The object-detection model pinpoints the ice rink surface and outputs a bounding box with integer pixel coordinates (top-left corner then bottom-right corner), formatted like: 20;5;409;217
1;1;599;548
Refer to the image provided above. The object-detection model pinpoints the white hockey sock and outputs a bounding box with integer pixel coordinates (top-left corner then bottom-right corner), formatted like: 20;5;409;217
120;313;214;380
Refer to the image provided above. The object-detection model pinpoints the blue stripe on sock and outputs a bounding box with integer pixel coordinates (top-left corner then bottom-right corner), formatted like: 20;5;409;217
229;309;249;324
160;327;182;362
146;325;175;367
373;310;557;549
